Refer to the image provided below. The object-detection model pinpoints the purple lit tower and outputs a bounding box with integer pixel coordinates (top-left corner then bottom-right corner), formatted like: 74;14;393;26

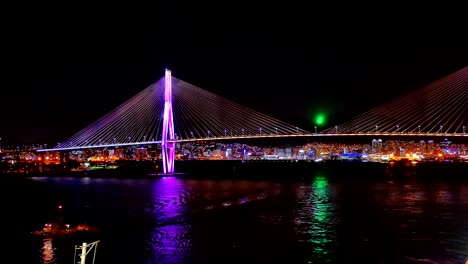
161;69;175;174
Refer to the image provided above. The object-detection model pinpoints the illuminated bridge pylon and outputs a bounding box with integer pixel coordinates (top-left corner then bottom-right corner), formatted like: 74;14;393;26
322;66;468;135
40;69;309;165
161;69;175;174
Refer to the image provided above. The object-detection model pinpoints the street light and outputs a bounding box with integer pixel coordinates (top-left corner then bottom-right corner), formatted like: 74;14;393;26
376;125;378;133
315;126;317;134
259;128;262;135
438;125;443;134
207;130;210;138
275;127;278;134
418;125;421;133
463;126;466;134
224;129;227;137
396;125;399;133
296;127;299;134
242;128;245;136
335;125;338;133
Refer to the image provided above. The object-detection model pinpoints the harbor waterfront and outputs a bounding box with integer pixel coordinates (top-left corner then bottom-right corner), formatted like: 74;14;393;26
1;66;467;263
2;137;468;178
2;158;468;180
3;170;468;264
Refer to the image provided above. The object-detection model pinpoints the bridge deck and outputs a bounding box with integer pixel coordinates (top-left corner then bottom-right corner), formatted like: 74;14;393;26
34;133;467;152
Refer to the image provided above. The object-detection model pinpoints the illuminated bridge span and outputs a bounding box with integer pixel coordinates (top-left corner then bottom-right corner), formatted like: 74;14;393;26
322;66;468;135
39;70;309;163
38;66;468;172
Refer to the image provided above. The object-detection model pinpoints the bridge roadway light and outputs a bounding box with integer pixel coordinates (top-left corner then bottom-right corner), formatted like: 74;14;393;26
418;125;421;133
224;129;227;137
376;125;378;132
275;127;278;134
335;126;337;133
296;127;299;134
396;125;399;133
463;126;466;134
315;126;317;134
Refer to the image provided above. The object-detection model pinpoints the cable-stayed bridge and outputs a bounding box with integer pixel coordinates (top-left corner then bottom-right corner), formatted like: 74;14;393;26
38;69;312;173
42;70;310;150
322;66;468;135
42;66;468;151
37;66;468;172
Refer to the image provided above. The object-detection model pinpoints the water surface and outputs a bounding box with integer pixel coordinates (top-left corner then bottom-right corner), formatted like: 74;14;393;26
3;174;468;263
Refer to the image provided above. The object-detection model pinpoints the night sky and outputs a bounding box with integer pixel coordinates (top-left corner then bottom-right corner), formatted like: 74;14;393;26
2;8;467;146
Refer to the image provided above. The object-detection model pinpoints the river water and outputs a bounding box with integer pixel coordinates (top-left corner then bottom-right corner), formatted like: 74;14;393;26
3;173;468;263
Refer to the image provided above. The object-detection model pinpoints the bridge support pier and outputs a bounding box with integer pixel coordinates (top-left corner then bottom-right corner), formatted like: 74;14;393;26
162;141;175;174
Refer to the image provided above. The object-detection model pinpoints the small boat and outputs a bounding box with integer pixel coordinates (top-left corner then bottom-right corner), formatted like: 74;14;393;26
32;222;99;237
31;203;99;237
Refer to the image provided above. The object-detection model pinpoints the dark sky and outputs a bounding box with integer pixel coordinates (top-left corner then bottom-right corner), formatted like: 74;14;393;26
2;7;467;146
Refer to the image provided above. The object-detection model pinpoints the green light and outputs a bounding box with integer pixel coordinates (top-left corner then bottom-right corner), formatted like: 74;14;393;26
315;114;326;126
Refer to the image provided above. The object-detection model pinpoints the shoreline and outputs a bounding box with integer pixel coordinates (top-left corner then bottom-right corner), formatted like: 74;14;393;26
2;159;467;181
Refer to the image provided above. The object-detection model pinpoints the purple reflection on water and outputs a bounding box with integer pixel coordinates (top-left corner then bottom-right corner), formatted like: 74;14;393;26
148;224;192;263
146;177;192;263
